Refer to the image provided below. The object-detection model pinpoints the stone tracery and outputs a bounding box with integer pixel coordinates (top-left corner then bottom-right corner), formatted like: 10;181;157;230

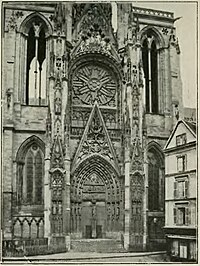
72;64;116;106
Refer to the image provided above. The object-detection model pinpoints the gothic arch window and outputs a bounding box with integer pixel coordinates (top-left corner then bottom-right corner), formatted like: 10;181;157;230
16;137;45;206
26;23;46;105
147;145;164;211
142;30;159;114
19;14;52;106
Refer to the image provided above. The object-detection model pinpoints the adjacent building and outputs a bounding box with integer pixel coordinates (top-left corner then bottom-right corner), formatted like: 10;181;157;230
164;120;197;262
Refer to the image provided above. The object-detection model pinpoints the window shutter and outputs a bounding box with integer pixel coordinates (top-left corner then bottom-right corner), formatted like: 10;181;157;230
185;207;190;225
185;180;188;198
173;208;177;224
174;181;178;198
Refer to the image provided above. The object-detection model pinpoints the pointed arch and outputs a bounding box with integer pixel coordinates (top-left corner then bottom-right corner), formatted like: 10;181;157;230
146;141;164;212
72;153;119;178
147;141;164;166
16;135;45;162
71;102;121;175
141;27;164;114
16;136;45;205
19;12;53;36
140;26;165;49
19;12;52;105
71;154;123;239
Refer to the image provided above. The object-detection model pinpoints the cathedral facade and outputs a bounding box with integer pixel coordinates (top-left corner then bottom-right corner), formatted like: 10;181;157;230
2;2;183;255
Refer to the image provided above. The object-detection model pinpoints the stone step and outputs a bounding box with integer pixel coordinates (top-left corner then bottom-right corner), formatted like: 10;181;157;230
70;239;126;253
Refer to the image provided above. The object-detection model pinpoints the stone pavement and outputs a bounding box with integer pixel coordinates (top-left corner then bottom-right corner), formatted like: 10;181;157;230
2;251;168;263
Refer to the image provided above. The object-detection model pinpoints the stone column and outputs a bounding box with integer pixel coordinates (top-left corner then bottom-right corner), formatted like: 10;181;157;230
63;153;71;250
3;28;16;241
3;127;14;240
163;47;172;131
44;143;51;242
143;148;148;250
124;142;130;250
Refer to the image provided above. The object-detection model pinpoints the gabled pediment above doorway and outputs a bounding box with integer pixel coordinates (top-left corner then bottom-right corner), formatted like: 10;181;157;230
71;102;120;175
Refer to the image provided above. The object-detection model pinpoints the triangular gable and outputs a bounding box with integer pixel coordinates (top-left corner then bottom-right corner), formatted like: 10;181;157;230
71;102;120;174
164;120;196;150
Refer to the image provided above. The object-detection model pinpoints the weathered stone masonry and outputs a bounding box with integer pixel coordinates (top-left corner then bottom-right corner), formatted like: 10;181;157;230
2;2;183;255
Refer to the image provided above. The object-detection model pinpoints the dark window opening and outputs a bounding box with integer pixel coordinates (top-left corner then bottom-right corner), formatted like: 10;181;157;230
18;145;44;205
151;40;158;113
142;33;159;114
142;39;149;112
176;133;187;146
26;26;35;105
148;149;164;211
26;22;46;105
148;160;159;211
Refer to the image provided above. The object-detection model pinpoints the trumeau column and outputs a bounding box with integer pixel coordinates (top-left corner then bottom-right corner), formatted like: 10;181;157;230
45;3;71;250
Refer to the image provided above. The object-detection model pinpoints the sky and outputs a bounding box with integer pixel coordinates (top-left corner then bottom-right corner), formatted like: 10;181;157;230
112;1;197;108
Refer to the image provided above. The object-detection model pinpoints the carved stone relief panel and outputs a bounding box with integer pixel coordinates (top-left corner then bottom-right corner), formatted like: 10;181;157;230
79;4;109;34
130;173;144;235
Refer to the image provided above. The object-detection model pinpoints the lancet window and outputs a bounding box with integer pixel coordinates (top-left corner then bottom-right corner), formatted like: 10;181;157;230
25;22;46;105
142;31;159;114
17;139;44;206
147;146;164;211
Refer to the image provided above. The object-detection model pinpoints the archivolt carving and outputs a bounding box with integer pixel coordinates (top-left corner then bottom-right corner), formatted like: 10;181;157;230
70;155;122;234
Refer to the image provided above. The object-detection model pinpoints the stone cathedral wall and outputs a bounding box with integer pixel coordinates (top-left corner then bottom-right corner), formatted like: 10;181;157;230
2;2;183;256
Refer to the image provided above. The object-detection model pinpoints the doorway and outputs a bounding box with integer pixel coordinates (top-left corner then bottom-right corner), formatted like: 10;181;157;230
83;202;105;239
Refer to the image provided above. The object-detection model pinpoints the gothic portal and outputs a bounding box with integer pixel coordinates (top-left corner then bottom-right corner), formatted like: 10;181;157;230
2;2;183;255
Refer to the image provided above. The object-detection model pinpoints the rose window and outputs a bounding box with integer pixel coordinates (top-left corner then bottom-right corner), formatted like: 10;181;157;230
72;65;117;106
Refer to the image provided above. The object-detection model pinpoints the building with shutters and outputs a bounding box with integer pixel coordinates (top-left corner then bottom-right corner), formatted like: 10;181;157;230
2;2;184;256
164;120;197;262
